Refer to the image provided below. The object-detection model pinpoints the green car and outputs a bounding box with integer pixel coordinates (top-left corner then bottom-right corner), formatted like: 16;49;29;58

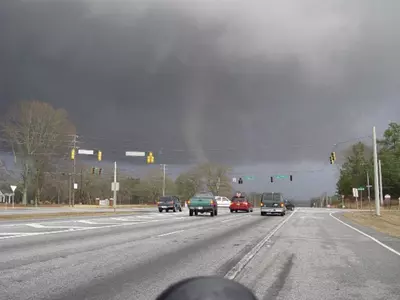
187;193;218;217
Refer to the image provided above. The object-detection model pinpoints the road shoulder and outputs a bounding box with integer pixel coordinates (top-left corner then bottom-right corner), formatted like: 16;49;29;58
331;211;400;254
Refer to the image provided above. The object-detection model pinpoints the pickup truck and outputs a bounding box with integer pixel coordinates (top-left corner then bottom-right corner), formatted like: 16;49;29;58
187;193;218;217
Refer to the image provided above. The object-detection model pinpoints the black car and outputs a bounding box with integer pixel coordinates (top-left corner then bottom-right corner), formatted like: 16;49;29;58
284;200;295;211
158;196;182;212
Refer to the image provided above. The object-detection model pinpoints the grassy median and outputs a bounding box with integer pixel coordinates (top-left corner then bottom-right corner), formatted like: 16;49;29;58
0;211;140;220
343;210;400;238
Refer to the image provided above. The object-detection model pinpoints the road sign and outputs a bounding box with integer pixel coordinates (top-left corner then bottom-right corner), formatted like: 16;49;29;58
357;187;365;191
78;149;94;155
111;182;120;191
126;151;146;157
232;177;237;183
74;183;78;190
352;188;359;197
244;176;254;180
10;185;16;192
275;175;287;179
384;194;391;199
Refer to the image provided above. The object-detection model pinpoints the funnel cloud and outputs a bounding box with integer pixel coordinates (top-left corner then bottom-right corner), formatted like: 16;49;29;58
0;0;399;166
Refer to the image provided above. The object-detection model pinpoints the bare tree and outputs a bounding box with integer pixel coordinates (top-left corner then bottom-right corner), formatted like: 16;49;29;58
175;168;203;200
197;162;232;196
1;100;75;204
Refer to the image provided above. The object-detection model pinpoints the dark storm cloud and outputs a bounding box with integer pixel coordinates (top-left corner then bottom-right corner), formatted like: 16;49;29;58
1;0;400;165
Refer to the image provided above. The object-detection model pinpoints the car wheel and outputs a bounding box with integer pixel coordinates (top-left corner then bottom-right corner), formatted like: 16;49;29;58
281;212;285;216
173;207;176;212
230;209;234;213
189;209;193;216
215;210;218;216
159;209;163;213
179;207;182;212
210;210;214;217
195;211;198;216
261;212;265;216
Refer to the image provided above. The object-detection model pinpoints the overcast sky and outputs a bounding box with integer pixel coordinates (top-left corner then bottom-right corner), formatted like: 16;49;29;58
1;0;399;198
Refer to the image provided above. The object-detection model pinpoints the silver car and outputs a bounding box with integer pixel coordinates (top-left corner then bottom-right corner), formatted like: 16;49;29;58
260;192;286;216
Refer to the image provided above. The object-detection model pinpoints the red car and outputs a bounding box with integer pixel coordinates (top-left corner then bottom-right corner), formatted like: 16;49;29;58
229;194;253;213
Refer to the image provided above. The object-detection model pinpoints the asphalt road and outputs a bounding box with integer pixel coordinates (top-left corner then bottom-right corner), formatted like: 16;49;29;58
0;208;399;300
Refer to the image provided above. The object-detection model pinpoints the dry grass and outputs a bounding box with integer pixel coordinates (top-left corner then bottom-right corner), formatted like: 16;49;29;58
343;210;400;238
0;211;139;220
0;204;156;209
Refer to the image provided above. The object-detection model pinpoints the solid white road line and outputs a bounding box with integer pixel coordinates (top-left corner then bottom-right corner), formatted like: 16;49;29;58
330;212;400;257
224;211;296;280
157;230;185;237
25;224;91;229
0;222;138;240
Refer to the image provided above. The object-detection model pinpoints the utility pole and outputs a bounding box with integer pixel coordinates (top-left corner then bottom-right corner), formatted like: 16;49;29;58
216;177;221;195
35;168;39;207
378;159;383;207
71;135;77;207
68;173;71;206
113;161;117;212
161;164;166;196
372;126;380;216
80;168;83;204
367;171;371;211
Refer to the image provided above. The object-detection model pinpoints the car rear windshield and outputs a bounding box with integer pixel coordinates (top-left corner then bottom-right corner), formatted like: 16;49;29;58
159;197;172;202
261;193;283;206
232;197;247;202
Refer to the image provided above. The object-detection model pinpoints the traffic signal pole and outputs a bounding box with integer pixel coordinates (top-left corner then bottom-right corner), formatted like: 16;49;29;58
372;126;380;216
113;161;117;212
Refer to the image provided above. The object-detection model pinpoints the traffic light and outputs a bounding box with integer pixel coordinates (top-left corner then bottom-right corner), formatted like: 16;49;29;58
98;151;102;161
98;168;102;175
330;152;336;164
146;151;155;164
91;167;95;174
238;178;243;184
71;148;75;160
270;176;273;183
290;175;293;181
331;152;336;161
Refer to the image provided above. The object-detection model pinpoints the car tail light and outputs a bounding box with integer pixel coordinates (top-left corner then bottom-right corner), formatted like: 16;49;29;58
260;202;263;206
210;200;214;205
280;203;284;207
187;200;190;204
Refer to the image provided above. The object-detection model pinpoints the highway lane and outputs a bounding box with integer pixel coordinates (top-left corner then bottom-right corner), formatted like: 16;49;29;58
0;208;285;300
236;208;400;300
0;208;399;300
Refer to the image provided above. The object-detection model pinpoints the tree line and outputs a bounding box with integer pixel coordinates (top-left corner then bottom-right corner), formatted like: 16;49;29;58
336;122;400;201
0;100;234;205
